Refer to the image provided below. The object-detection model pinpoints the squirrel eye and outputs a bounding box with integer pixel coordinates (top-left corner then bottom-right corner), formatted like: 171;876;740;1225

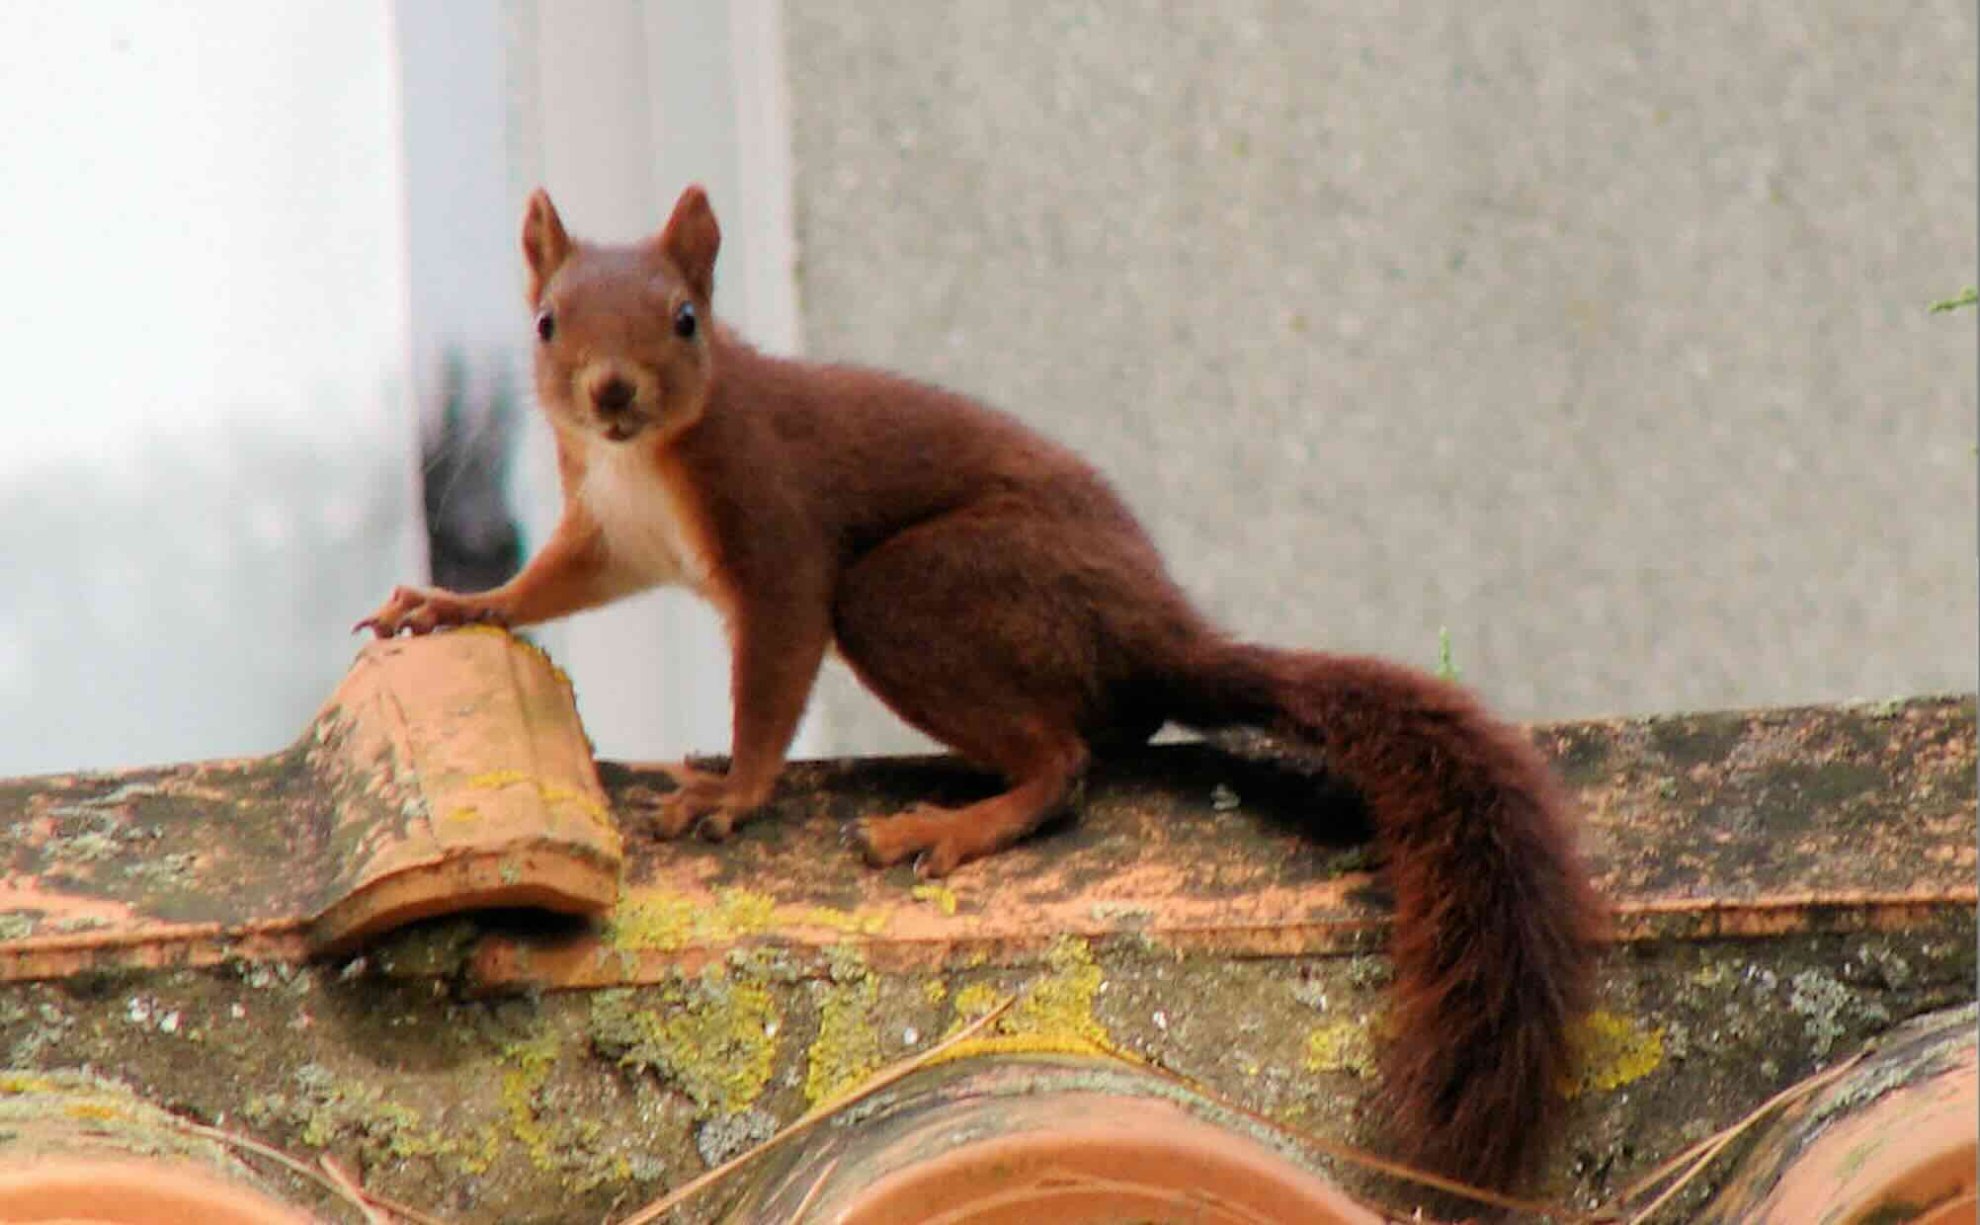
535;310;556;343
673;301;698;340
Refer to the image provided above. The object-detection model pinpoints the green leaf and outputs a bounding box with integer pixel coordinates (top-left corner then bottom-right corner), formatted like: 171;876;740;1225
1928;287;1977;314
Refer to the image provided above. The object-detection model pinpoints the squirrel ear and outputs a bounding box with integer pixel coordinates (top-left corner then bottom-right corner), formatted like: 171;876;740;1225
521;189;571;306
652;184;720;302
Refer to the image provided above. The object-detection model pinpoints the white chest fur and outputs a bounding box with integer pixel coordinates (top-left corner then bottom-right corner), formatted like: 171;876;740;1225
578;439;712;593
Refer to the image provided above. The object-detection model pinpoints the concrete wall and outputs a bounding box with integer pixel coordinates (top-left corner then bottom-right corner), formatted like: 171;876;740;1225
782;2;1978;753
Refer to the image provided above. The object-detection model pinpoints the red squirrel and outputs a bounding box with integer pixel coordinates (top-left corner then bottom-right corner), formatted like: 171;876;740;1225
359;185;1603;1195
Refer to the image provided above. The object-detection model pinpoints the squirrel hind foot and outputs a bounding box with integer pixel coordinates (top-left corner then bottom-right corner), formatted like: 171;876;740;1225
853;773;1079;879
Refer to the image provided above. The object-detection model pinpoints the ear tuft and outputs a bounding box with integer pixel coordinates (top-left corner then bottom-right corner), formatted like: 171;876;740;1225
652;185;721;302
522;189;572;306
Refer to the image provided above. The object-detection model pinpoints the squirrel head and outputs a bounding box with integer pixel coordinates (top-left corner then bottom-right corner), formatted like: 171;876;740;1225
521;185;722;447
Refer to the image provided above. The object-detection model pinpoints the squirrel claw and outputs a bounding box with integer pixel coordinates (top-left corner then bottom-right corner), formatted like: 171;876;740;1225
647;793;699;840
855;808;965;877
354;585;501;640
912;846;960;880
848;818;885;867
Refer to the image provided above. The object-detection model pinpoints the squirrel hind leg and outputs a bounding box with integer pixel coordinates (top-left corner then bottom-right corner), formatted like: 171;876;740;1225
841;651;1094;876
833;507;1121;874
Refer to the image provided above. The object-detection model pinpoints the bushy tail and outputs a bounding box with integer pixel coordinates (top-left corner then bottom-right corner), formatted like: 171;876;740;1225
1169;639;1604;1195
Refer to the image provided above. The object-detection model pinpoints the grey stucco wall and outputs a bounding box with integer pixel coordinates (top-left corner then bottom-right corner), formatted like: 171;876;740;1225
782;2;1977;754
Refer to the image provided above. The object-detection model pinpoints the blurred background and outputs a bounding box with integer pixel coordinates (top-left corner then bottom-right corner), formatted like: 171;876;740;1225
0;1;1972;776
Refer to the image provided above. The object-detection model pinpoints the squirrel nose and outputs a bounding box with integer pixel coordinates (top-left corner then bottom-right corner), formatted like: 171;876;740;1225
592;376;635;413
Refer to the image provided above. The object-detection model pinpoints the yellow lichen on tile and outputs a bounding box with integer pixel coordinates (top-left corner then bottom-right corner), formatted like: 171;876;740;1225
592;974;781;1116
712;888;777;933
469;769;533;790
803;952;883;1107
463;771;616;836
1006;937;1111;1046
672;976;781;1115
1561;1010;1666;1097
605;887;778;952
603;892;695;951
952;982;1001;1019
910;883;959;915
61;1101;131;1123
939;937;1127;1063
499;1032;562;1171
791;904;891;936
1303;1017;1378;1078
0;1074;63;1095
537;780;612;825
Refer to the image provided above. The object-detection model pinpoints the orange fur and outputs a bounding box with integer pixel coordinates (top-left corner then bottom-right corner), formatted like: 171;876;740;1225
358;186;1605;1194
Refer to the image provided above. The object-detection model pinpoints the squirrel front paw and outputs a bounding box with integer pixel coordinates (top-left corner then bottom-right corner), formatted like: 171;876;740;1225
633;765;770;841
354;585;507;638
